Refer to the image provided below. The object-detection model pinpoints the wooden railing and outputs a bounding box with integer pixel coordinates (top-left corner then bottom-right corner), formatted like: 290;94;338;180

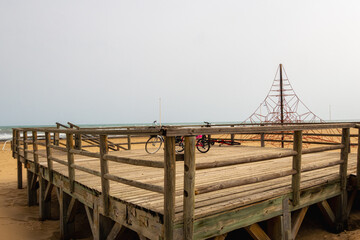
11;122;360;240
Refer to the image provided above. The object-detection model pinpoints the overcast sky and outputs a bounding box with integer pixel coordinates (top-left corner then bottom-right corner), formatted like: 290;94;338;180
1;0;360;126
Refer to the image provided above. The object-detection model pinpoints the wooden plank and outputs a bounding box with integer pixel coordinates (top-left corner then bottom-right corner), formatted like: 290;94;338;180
100;135;110;216
66;133;75;192
292;130;302;206
183;136;195;240
245;223;271;240
164;136;176;240
195;150;297;170
195;169;296;195
104;154;164;168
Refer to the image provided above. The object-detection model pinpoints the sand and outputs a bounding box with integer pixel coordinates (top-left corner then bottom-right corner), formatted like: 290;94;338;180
1;137;360;239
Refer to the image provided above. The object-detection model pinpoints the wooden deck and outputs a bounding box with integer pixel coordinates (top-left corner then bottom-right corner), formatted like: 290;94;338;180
12;123;360;239
22;146;355;221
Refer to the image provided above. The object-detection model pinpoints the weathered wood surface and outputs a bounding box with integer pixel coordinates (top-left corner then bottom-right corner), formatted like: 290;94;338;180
19;145;358;225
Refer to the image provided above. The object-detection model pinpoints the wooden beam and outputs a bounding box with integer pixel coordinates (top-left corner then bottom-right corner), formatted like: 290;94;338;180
338;128;350;225
183;136;196;240
245;223;271;240
164;136;176;240
84;205;96;238
267;216;282;240
39;173;51;220
59;188;75;240
23;131;28;165
65;197;78;224
292;131;302;206
107;223;125;240
66;133;75;192
32;131;39;174
291;206;308;239
27;170;37;206
100;135;110;216
347;189;357;217
317;200;335;226
16;130;22;189
282;197;291;240
45;132;54;182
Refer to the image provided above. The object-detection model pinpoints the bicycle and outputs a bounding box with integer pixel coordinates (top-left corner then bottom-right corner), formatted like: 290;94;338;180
145;135;164;154
175;135;211;153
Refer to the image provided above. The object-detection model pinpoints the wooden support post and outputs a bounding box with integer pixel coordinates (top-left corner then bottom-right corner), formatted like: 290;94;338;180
12;129;16;158
59;188;75;240
39;172;51;220
32;131;39;174
27;170;37;206
245;223;271;240
100;135;110;216
260;133;265;147
337;128;350;229
45;132;54;182
127;129;131;150
230;125;235;145
66;134;75;192
184;136;196;240
54;123;60;146
164;136;176;240
292;130;302;206
357;128;360;187
291;206;308;239
282;197;292;240
16;130;22;189
23;131;28;165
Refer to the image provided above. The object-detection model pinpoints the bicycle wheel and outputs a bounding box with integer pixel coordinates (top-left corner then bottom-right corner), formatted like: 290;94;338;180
196;138;210;153
175;141;184;153
145;136;163;154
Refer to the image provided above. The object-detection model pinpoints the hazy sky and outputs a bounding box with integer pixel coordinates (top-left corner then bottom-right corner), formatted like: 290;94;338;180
1;0;360;126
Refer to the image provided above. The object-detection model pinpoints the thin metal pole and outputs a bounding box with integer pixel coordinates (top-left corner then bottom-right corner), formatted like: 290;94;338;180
280;63;285;148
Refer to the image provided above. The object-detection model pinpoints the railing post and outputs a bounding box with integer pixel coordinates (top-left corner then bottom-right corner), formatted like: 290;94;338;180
292;130;302;206
357;128;360;188
23;131;28;166
338;128;350;227
99;135;110;216
164;136;176;240
45;132;54;182
184;136;196;240
54;123;60;146
230;125;235;145
66;133;75;192
260;133;265;147
127;128;131;150
12;129;16;158
32;131;39;174
16;130;22;189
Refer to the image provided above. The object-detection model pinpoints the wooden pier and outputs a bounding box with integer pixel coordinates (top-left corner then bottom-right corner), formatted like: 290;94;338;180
11;123;360;239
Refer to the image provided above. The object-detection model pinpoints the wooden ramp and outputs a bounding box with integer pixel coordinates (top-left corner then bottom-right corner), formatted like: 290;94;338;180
12;123;360;239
